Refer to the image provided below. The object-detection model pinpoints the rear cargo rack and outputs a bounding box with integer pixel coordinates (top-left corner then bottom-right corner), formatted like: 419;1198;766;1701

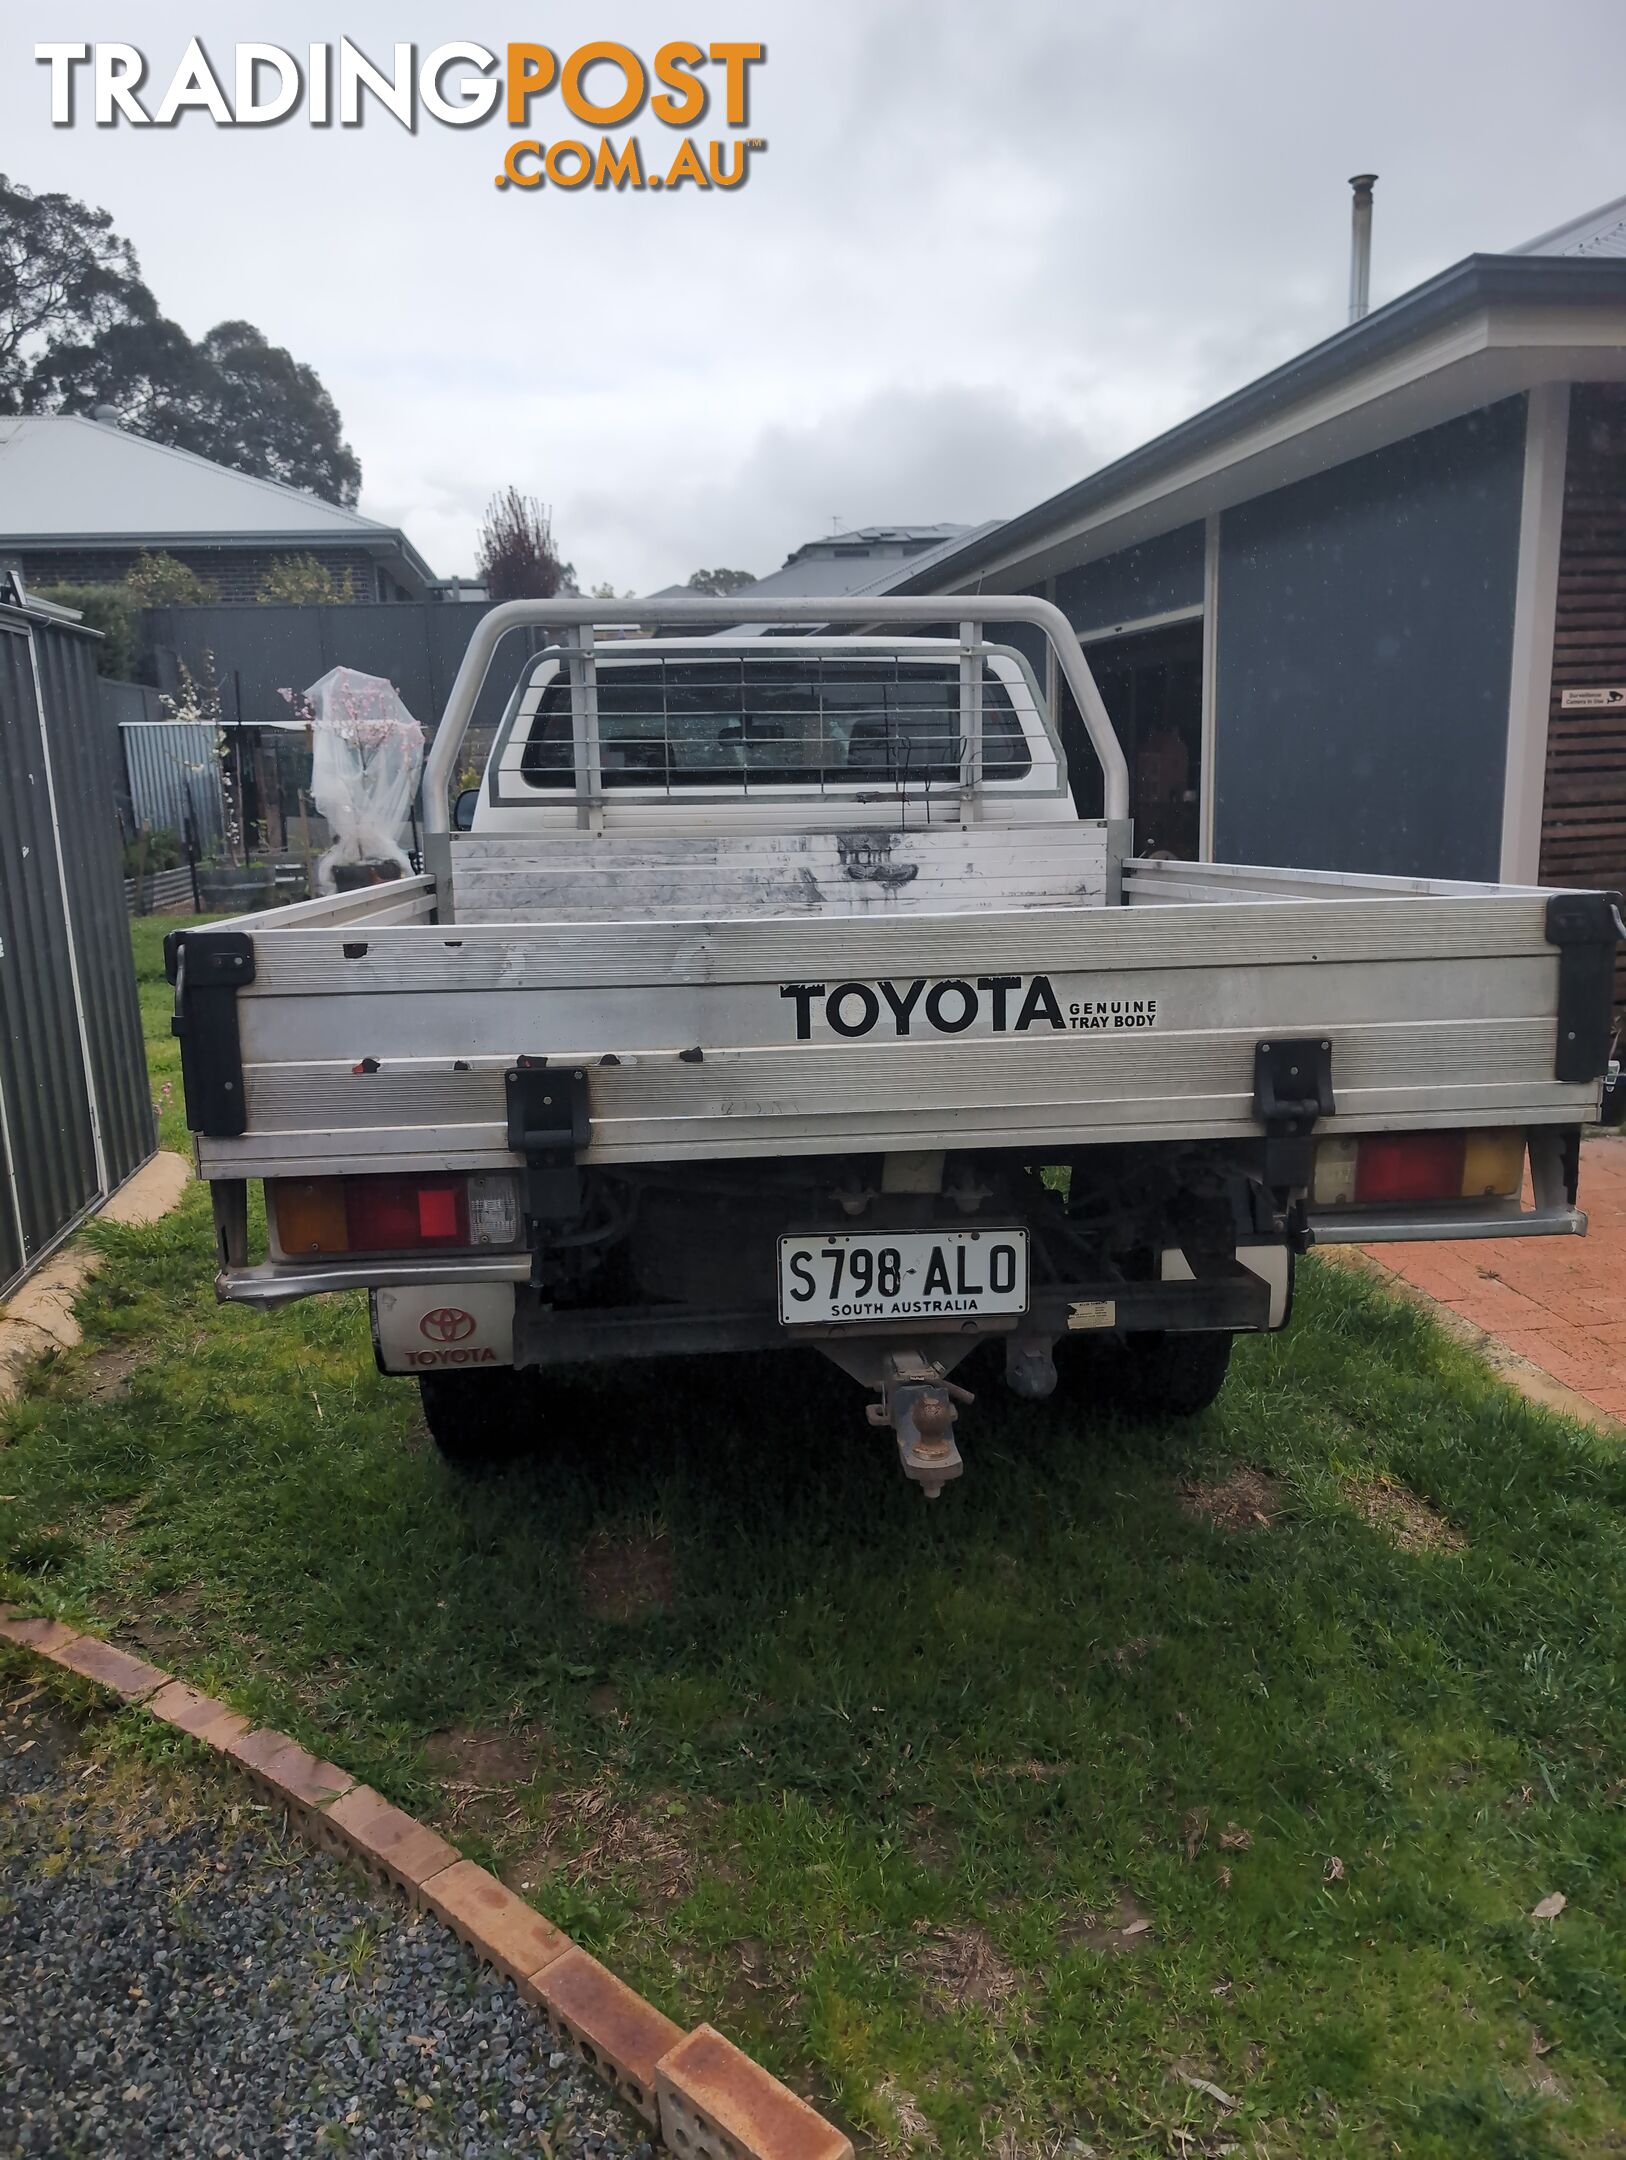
420;595;1133;838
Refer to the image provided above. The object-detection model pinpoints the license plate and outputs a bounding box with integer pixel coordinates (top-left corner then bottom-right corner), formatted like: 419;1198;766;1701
777;1228;1029;1326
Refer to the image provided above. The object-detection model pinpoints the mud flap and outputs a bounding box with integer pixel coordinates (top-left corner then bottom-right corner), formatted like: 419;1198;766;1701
371;1283;517;1374
1160;1245;1292;1328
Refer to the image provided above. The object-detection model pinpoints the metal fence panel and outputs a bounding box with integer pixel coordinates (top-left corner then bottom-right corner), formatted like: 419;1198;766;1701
124;865;195;916
145;600;558;752
0;618;99;1285
119;719;226;852
34;619;156;1199
0;604;154;1294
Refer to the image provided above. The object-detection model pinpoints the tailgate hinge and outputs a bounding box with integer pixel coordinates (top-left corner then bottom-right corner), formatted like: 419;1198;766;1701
163;929;255;1137
505;1057;591;1224
1545;891;1621;1084
1253;1036;1335;1134
1252;1036;1334;1202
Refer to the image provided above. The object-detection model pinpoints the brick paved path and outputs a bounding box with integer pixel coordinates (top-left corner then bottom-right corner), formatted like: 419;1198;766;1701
1361;1135;1626;1424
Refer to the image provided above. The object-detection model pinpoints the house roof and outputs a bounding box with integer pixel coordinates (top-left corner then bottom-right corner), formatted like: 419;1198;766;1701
780;523;975;566
644;523;998;628
888;249;1626;598
743;523;994;603
1515;191;1626;260
647;525;981;601
0;414;435;585
736;524;1004;632
840;522;1003;594
644;521;1003;635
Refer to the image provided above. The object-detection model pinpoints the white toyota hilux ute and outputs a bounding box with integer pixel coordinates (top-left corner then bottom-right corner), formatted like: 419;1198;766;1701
167;596;1623;1497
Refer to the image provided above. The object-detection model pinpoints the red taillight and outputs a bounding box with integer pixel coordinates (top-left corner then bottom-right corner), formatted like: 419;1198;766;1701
1353;1131;1468;1205
270;1173;521;1258
415;1184;461;1240
344;1174;469;1251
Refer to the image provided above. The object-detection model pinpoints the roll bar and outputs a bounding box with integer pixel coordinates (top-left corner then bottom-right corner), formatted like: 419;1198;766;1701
421;594;1130;831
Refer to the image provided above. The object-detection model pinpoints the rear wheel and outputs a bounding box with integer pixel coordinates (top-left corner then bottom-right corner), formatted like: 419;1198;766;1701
1110;1330;1234;1419
418;1368;543;1473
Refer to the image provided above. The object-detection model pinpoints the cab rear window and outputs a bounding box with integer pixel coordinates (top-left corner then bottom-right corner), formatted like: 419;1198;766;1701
518;655;1031;788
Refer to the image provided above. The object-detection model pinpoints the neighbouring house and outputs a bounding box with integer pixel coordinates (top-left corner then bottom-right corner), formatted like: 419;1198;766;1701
646;523;1001;629
893;192;1626;947
730;523;995;604
0;413;437;603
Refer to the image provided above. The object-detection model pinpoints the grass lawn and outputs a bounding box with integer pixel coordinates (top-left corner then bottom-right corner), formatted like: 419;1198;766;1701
3;914;1625;2156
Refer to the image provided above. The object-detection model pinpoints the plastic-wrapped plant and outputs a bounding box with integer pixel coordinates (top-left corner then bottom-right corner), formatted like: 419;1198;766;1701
282;667;425;891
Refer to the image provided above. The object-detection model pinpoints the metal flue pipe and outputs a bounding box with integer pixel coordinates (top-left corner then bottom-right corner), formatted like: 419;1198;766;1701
1348;173;1377;323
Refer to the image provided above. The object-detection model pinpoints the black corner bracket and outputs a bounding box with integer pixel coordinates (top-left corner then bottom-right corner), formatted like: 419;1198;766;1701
504;1056;592;1223
164;930;256;1137
1252;1037;1335;1136
1252;1036;1335;1202
1545;890;1620;1084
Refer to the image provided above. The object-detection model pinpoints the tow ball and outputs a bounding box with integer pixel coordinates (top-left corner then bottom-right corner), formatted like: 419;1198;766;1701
865;1355;975;1500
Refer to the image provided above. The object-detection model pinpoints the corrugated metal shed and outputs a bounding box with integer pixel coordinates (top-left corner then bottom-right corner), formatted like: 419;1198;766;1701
120;721;227;853
0;592;154;1294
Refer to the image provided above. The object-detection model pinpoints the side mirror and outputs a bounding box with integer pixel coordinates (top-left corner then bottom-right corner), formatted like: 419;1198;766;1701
452;787;479;832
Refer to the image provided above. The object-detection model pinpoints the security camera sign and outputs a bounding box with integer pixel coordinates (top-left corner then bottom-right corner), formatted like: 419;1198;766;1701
1561;687;1626;710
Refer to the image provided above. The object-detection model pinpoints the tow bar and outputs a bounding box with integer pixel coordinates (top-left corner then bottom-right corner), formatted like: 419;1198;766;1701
865;1353;974;1500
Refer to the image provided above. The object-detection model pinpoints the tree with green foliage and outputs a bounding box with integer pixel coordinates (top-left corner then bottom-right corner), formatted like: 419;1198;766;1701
31;582;143;678
178;321;360;507
124;551;214;606
23;311;202;435
1;173;362;506
686;566;756;597
0;171;153;408
256;553;357;605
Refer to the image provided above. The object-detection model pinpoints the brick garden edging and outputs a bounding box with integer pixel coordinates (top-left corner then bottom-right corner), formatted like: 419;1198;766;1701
0;1611;852;2160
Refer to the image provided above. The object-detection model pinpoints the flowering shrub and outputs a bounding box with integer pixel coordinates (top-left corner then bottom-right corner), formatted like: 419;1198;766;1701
125;552;215;606
256;554;357;605
161;653;241;865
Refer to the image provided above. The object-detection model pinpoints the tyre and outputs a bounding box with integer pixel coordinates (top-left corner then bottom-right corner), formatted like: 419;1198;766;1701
1111;1329;1235;1420
418;1367;542;1473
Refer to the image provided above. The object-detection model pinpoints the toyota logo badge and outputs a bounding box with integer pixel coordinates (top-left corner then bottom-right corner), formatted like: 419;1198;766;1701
420;1307;476;1343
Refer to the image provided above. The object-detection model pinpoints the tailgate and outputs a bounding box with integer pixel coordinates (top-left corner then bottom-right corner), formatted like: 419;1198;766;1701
172;883;1611;1179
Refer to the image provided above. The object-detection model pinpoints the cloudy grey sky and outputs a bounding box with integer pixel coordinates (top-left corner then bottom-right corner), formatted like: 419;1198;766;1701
4;2;1624;590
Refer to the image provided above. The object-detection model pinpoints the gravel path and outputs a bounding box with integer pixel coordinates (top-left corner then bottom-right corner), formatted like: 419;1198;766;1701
0;1677;653;2160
